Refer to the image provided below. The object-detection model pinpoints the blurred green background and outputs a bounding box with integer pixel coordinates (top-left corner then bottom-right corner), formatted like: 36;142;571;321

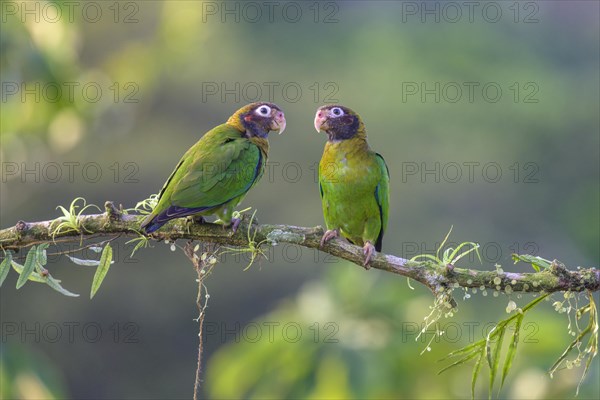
1;1;599;399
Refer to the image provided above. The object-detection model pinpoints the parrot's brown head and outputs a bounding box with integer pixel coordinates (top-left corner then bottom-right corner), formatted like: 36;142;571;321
314;105;366;141
228;102;286;138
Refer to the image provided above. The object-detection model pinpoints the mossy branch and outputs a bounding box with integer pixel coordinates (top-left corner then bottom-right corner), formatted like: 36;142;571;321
1;201;598;296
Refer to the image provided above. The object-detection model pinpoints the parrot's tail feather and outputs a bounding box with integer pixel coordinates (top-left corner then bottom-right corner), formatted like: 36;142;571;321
140;214;163;234
140;205;213;234
141;221;164;234
375;229;384;252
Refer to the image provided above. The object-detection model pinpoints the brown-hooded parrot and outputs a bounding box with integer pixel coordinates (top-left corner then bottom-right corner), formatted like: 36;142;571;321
314;105;390;267
141;102;286;234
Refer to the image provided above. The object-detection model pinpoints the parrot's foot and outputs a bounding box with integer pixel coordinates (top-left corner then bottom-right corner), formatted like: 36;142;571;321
362;242;375;270
193;215;206;224
186;215;206;225
185;216;207;234
224;218;242;235
320;229;339;247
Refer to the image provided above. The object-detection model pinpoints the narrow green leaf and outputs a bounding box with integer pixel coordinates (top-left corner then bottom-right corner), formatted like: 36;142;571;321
35;243;50;274
576;348;593;396
10;257;76;296
577;294;597;395
501;314;523;390
442;247;453;262
448;242;478;264
451;242;481;265
489;327;506;398
471;352;484;400
511;254;551;272
521;293;549;313
438;340;485;362
57;205;70;218
549;325;591;376
11;261;48;283
46;274;79;297
67;255;102;266
485;328;495;370
125;236;149;258
576;304;591;319
37;243;50;265
550;294;597;381
437;351;480;375
436;225;453;260
90;244;113;299
0;251;13;287
16;246;37;289
409;254;440;263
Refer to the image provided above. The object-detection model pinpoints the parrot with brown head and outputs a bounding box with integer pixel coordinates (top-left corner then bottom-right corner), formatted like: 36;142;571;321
141;102;286;233
314;105;390;267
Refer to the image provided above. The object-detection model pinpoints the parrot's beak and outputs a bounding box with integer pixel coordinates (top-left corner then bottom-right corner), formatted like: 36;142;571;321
314;111;327;132
271;111;286;134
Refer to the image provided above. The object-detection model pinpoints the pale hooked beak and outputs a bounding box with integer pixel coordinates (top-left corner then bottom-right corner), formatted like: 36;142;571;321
314;110;327;132
272;110;286;134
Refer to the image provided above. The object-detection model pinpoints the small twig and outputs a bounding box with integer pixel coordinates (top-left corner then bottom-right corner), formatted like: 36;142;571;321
183;241;218;399
104;201;122;220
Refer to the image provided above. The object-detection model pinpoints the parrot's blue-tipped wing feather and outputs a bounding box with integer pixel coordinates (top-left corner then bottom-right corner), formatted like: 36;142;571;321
142;205;214;233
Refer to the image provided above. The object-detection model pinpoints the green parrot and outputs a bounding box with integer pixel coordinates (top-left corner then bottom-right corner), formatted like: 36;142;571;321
141;102;286;234
314;105;390;267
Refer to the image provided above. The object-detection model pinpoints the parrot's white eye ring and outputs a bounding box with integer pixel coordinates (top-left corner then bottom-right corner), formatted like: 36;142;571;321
256;105;272;116
330;107;344;117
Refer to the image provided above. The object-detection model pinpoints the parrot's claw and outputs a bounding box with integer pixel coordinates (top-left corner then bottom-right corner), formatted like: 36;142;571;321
362;242;375;270
320;229;339;247
227;218;242;235
185;216;206;234
185;215;206;226
193;215;206;224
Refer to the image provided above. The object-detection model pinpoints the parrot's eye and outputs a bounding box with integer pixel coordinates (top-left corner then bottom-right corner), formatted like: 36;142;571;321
256;105;272;116
330;107;344;117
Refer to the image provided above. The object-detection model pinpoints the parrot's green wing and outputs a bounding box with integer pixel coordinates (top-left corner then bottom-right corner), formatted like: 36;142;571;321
142;124;264;232
171;131;262;208
374;153;390;251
